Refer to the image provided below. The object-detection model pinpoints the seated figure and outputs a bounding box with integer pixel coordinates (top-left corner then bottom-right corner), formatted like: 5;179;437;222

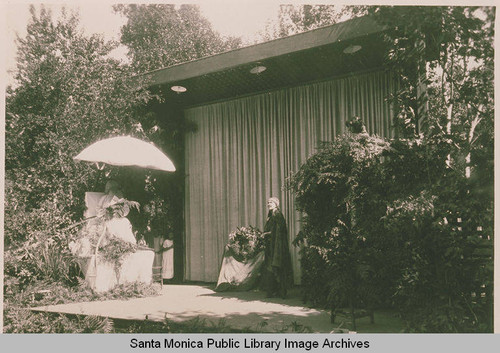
69;180;154;292
96;180;137;245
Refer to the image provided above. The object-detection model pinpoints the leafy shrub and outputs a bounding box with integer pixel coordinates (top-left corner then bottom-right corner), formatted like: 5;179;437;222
384;189;493;332
379;134;493;332
287;123;493;332
3;280;162;333
4;309;114;334
4;230;81;291
287;128;391;314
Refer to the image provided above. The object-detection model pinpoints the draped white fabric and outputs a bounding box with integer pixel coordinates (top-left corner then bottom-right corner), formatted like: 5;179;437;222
184;70;397;283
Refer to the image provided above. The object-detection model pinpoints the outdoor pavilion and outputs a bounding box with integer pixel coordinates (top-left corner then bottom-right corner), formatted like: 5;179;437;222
142;15;402;285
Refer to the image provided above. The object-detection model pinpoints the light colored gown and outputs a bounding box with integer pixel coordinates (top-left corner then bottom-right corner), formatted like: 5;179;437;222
162;239;174;279
97;193;136;245
69;192;153;292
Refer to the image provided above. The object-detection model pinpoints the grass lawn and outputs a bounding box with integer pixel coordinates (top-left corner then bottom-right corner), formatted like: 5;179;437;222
335;310;404;333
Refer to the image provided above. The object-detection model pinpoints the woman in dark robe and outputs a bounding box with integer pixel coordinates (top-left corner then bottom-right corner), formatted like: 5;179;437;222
263;197;293;298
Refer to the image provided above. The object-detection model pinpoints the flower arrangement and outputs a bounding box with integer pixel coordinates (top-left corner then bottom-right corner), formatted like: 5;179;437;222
226;226;265;262
71;221;138;270
99;237;138;273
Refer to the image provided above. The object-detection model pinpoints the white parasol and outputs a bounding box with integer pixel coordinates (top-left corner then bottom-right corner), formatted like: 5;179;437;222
74;136;176;172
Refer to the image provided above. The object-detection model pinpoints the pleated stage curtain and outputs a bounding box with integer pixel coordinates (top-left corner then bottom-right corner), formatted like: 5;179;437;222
184;70;397;283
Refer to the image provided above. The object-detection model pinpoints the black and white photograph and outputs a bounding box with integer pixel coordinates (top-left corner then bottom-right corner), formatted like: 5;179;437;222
1;0;496;342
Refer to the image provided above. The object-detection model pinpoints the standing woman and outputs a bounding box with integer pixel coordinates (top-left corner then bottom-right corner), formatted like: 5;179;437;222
263;197;293;298
162;233;175;282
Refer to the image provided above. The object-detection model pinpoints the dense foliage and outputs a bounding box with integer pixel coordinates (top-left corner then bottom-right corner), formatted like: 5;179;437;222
5;7;153;298
374;6;494;332
5;4;240;295
288;6;494;332
286;126;392;310
114;4;242;72
4;281;161;333
5;7;151;244
260;4;342;41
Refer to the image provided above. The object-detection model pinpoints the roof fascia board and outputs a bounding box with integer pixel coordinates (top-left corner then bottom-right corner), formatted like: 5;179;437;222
144;16;386;87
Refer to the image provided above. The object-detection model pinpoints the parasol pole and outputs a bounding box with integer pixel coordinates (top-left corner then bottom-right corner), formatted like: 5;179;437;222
88;224;107;290
59;216;97;233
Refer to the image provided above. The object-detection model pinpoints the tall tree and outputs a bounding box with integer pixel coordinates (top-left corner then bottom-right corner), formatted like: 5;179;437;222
372;6;494;331
368;6;494;204
260;4;343;41
114;4;242;73
5;5;151;245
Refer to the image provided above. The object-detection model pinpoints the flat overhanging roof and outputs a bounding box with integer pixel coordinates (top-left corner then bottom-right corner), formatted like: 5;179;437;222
141;15;389;108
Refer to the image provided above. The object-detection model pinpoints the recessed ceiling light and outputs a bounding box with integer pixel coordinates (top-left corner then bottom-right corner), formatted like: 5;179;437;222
343;45;362;54
250;65;267;74
171;85;187;93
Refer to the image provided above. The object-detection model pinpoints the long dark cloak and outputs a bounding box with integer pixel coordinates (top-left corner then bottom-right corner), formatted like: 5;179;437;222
264;210;293;287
